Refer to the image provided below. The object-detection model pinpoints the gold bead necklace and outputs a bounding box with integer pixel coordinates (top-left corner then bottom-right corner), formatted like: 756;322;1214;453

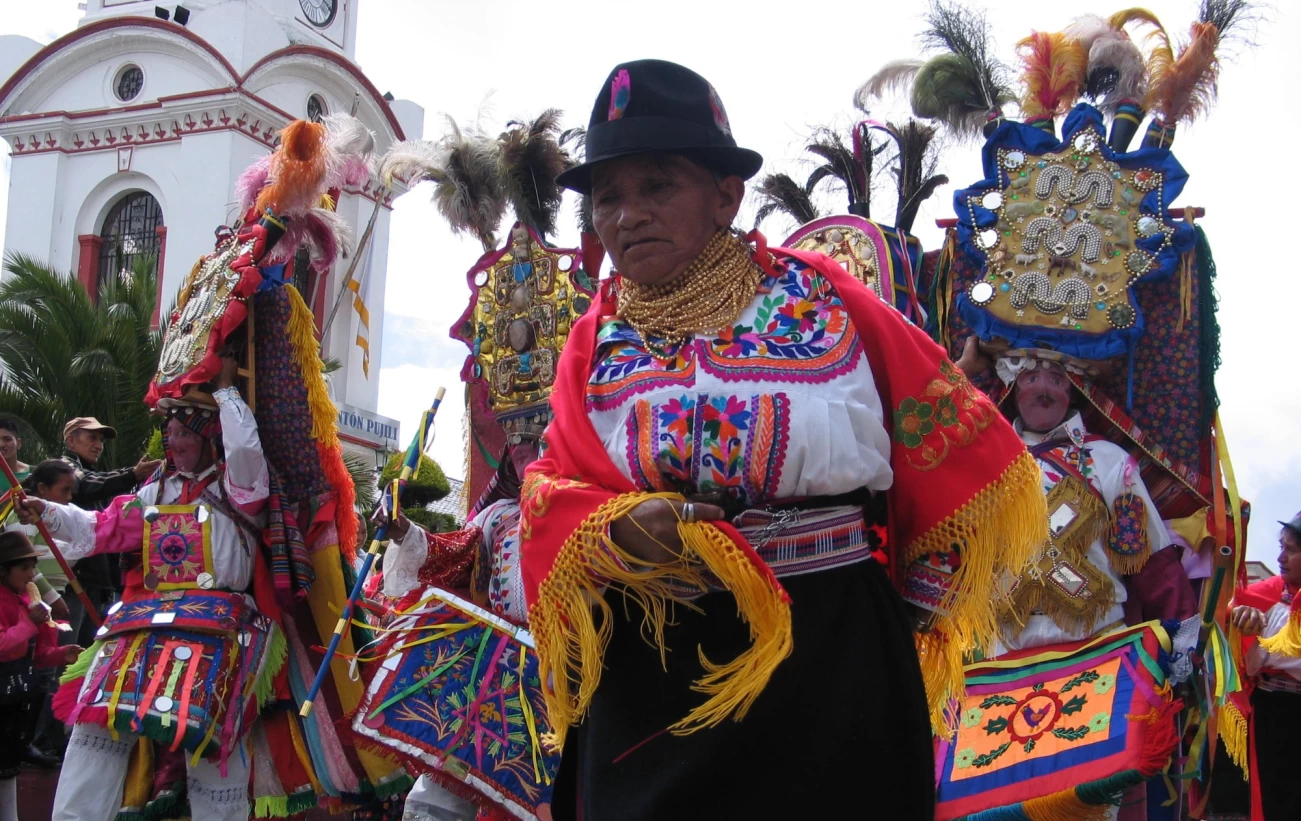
616;230;764;361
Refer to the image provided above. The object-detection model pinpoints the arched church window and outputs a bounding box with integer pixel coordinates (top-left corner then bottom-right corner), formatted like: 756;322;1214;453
98;192;163;292
307;94;327;123
114;65;144;102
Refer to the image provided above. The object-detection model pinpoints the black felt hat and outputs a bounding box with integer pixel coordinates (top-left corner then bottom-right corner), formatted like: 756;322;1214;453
556;59;763;194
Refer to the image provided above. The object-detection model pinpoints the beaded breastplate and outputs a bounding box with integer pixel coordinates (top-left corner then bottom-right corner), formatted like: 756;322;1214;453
783;215;922;320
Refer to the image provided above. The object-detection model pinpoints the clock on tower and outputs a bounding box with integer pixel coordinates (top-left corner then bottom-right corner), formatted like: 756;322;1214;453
299;0;337;27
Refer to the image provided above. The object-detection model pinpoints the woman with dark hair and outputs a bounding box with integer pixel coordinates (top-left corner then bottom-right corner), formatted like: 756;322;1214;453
517;59;1048;820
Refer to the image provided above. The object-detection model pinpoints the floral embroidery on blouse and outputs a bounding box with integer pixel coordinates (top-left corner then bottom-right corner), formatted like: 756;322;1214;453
623;392;791;506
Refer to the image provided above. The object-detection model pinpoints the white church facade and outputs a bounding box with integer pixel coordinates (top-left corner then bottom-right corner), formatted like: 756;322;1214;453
0;0;417;463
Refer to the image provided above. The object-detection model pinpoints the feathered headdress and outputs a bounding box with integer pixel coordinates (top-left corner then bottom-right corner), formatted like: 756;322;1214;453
880;120;948;233
1066;14;1148;112
497;109;575;239
1015;31;1088;123
233;115;374;269
377;117;507;251
1146;0;1255;127
914;0;1016;138
805;127;869;212
752;172;821;232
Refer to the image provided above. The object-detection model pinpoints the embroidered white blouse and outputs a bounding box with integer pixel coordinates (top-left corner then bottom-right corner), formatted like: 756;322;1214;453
998;411;1169;653
586;255;893;508
40;387;270;593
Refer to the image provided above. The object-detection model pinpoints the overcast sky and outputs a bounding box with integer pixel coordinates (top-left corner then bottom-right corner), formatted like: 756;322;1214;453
3;0;1298;564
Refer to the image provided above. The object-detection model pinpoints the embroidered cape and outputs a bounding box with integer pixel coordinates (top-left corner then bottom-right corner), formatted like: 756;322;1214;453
519;235;1048;743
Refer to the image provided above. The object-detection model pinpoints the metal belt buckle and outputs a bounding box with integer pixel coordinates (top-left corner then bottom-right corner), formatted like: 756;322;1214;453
748;508;801;550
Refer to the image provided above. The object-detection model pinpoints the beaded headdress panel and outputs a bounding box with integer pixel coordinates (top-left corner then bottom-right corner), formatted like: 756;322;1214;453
954;105;1194;363
453;222;595;445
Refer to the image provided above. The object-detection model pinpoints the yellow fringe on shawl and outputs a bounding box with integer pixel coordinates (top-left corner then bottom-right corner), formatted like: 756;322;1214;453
284;285;340;448
1218;699;1250;775
529;491;793;750
911;450;1048;735
1258;611;1301;656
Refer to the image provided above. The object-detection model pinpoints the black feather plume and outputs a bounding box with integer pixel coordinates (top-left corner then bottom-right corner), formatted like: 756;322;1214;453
497;109;575;238
805;128;865;212
918;0;1015;122
752;173;821;232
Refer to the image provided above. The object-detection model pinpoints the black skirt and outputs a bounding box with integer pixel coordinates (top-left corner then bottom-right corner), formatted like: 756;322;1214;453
1252;687;1301;820
551;559;935;821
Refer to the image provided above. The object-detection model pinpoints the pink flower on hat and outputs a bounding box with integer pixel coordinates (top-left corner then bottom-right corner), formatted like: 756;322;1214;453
609;69;631;121
707;84;731;136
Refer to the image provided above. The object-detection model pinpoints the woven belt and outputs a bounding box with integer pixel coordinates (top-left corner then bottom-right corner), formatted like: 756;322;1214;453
1258;673;1301;695
732;504;874;579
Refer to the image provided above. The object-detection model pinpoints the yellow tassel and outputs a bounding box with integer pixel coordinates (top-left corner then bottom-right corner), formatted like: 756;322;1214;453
1218;700;1250;776
1259;609;1301;656
283;285;340;447
912;451;1048;735
1023;789;1115;821
528;491;792;750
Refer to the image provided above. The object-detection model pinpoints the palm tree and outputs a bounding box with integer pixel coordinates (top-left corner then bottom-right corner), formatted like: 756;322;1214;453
0;253;163;469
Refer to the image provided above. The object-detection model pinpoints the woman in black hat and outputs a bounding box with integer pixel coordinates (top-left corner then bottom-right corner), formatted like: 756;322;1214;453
519;59;1047;820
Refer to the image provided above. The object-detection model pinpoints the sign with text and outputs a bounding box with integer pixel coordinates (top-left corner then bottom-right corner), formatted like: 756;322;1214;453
337;403;400;452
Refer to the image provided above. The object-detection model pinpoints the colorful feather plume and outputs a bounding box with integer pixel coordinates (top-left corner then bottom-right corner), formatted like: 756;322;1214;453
497;109;575;238
375;118;507;251
265;207;354;268
1067;14;1148;108
752;173;821;232
1016;31;1088;119
854;59;925;111
1147;0;1256;124
913;0;1016;137
1111;8;1176;113
256;120;328;218
321;113;375;190
234;154;272;215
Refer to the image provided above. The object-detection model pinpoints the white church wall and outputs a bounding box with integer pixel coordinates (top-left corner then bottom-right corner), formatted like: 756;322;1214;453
0;3;415;438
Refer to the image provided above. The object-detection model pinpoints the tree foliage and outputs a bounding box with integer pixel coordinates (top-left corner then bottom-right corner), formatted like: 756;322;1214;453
0;253;163;468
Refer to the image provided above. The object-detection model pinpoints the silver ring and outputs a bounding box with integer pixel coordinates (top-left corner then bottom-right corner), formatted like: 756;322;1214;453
682;502;696;523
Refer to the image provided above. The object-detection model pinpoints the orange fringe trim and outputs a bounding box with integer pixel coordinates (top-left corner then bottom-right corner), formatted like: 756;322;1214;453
528;491;792;750
910;450;1048;735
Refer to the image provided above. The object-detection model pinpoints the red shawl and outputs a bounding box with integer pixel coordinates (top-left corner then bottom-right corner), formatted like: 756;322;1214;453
520;235;1046;744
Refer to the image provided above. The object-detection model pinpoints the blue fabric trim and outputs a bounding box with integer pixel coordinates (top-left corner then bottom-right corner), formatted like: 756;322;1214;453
257;262;289;292
950;103;1196;361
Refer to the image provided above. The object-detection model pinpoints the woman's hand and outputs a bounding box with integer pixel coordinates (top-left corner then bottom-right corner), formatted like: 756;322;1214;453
62;645;84;665
16;497;45;525
50;597;70;621
609;498;726;564
1231;605;1267;636
28;601;50;625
